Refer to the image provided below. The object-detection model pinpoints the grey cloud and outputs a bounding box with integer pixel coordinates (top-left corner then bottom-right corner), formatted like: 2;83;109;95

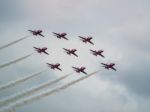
0;0;150;112
0;0;23;22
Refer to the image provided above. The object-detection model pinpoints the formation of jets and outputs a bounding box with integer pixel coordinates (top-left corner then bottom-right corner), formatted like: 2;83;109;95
29;30;117;74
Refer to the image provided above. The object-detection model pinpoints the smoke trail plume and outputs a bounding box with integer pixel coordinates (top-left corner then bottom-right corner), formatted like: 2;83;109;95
0;36;30;50
0;53;33;69
0;69;46;92
0;73;72;107
0;70;99;112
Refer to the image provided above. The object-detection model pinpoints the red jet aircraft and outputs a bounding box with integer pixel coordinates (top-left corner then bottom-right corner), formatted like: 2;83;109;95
63;48;78;57
28;30;45;37
72;67;87;75
78;36;94;45
101;63;116;71
33;47;49;55
90;49;105;58
52;32;68;40
47;63;62;71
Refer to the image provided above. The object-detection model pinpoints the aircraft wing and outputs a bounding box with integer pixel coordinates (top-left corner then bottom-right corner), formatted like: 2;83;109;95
63;37;69;40
82;71;87;75
33;47;39;50
73;53;78;57
44;51;49;55
101;63;107;66
57;67;62;71
100;54;105;58
72;67;78;70
47;63;52;66
39;34;45;37
90;49;95;52
52;32;57;35
52;32;60;37
78;36;85;40
28;30;33;33
88;41;94;45
63;48;69;51
111;67;116;71
90;50;96;54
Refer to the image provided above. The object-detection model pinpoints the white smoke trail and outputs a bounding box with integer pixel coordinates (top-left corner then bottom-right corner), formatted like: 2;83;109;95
0;53;33;69
0;70;100;112
0;69;47;92
0;36;30;50
0;73;72;107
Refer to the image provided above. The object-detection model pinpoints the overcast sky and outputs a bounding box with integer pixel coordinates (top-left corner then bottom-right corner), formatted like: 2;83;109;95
0;0;150;112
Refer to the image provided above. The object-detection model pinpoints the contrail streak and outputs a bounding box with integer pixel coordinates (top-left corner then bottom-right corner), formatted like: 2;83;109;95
0;70;100;112
0;53;33;69
0;36;30;50
0;69;46;92
0;73;72;107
